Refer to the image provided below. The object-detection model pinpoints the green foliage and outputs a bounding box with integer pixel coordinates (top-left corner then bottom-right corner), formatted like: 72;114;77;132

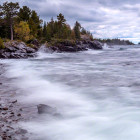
28;10;42;38
81;28;87;35
50;38;76;47
74;21;81;40
42;14;74;41
0;2;20;40
96;38;134;45
0;2;19;18
43;22;47;37
57;13;66;25
14;21;30;42
18;6;31;22
0;38;5;49
0;2;94;45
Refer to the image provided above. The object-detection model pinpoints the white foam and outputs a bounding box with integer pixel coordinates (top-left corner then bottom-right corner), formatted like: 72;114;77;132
2;50;140;140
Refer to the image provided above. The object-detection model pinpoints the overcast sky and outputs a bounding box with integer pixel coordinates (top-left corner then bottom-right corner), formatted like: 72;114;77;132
1;0;140;43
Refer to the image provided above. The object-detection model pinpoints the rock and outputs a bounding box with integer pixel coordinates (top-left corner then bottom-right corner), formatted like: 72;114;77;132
11;100;17;104
58;45;77;52
0;41;37;59
0;40;103;59
88;40;103;50
48;40;103;53
16;129;28;135
30;39;40;47
37;104;57;115
0;107;8;111
17;114;21;117
76;44;88;51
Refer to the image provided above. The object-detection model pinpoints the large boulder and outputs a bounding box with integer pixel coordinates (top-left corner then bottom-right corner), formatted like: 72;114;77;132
0;41;37;59
88;40;103;50
37;104;57;115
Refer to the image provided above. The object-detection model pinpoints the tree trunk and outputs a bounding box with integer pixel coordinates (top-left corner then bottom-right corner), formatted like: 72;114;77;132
10;24;13;40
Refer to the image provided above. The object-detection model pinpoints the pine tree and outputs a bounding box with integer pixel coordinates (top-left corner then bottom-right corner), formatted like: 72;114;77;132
57;13;66;25
18;6;31;22
0;2;19;40
74;21;81;40
28;10;41;38
43;21;47;37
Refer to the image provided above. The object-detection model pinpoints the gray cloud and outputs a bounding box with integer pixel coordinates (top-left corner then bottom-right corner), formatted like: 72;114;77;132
1;0;140;43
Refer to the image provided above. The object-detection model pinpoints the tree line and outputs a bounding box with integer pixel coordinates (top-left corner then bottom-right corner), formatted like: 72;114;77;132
0;2;93;43
96;38;134;45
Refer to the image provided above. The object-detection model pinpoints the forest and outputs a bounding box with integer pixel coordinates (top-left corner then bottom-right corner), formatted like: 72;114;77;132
0;1;135;49
96;38;134;45
0;2;93;45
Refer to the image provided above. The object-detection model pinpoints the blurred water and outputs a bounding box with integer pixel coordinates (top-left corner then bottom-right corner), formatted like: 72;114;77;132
1;45;140;140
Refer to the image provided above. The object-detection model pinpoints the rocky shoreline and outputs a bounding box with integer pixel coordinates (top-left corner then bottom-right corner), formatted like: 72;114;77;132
0;39;103;139
0;40;103;59
0;63;61;140
0;64;29;140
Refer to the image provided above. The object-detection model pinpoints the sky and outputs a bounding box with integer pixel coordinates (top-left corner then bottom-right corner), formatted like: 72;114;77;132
1;0;140;43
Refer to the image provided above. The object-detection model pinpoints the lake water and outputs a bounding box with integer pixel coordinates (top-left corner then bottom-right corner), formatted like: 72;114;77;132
1;45;140;140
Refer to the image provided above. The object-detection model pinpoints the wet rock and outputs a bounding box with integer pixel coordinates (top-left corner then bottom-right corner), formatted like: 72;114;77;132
17;113;21;117
30;39;40;47
12;100;17;104
0;41;37;59
0;65;29;140
88;40;103;50
16;129;28;135
48;40;103;53
0;107;8;111
37;104;57;115
19;108;23;111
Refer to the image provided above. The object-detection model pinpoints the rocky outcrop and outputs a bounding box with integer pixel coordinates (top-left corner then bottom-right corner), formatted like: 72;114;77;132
88;40;103;50
30;39;40;48
0;41;37;59
0;40;103;59
48;40;103;53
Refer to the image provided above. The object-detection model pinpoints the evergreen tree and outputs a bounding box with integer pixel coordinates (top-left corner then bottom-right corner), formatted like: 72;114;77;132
74;21;81;40
56;13;67;38
28;10;41;38
0;2;19;40
81;27;87;35
18;6;31;22
0;13;8;38
43;21;47;39
46;24;51;41
0;1;93;43
57;13;66;25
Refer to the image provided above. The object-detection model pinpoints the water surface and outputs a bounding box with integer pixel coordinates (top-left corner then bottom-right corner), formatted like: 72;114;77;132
1;45;140;140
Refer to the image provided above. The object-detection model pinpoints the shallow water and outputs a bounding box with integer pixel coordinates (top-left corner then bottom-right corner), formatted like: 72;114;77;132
1;45;140;140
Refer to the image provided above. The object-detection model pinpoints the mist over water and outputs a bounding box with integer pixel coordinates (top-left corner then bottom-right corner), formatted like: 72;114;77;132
2;45;140;140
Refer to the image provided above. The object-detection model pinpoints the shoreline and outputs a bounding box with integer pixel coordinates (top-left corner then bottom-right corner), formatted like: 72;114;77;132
0;63;29;140
0;40;103;59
